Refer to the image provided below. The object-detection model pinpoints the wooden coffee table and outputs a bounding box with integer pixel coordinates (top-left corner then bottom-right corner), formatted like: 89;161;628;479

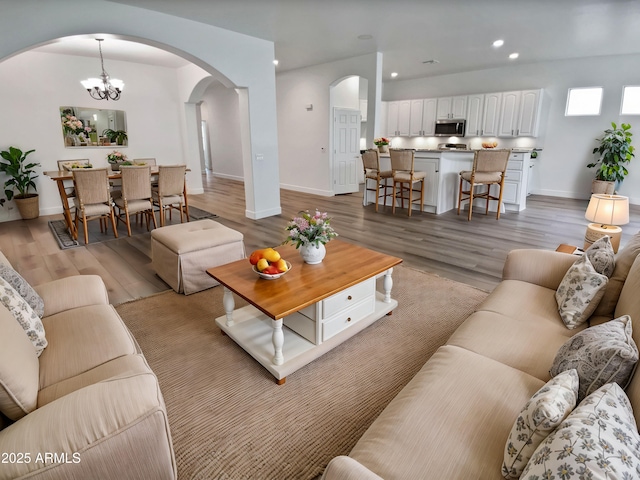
206;240;402;384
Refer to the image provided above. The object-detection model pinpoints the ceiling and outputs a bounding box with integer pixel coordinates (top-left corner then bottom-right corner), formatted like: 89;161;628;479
33;0;640;81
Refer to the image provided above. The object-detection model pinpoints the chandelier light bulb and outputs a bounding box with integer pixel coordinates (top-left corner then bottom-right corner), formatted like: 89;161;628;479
81;39;124;101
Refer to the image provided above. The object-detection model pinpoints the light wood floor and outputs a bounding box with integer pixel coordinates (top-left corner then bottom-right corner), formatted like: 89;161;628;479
1;174;639;304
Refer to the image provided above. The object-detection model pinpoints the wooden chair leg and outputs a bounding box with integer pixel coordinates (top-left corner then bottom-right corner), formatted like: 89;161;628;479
407;182;412;217
468;181;474;221
82;214;89;245
110;210;119;239
179;203;184;223
485;185;491;215
496;179;506;220
159;201;165;227
420;179;425;213
125;207;132;237
150;209;158;229
375;179;380;212
457;177;464;215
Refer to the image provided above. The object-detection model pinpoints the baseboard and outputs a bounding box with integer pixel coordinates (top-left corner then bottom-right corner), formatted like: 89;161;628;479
245;206;282;219
212;173;244;182
279;183;333;197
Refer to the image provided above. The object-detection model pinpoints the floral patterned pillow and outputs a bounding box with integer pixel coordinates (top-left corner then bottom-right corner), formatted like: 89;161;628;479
0;277;47;356
0;263;44;318
502;369;579;478
584;235;615;278
555;254;608;329
520;382;640;480
550;315;639;402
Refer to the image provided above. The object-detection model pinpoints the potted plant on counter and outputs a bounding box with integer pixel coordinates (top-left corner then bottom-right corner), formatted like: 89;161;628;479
374;137;390;154
0;146;40;219
588;122;634;194
102;128;128;146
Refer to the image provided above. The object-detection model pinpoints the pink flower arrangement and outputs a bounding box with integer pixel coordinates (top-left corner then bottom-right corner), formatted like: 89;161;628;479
284;210;338;248
61;114;85;135
106;150;128;164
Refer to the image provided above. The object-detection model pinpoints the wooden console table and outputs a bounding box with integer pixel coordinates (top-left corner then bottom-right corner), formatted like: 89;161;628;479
206;240;403;384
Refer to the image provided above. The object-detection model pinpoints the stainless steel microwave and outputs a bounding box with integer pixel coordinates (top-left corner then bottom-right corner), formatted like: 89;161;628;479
434;119;466;137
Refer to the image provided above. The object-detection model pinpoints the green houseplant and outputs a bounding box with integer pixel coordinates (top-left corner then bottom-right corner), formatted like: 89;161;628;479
102;129;128;146
0;146;40;219
588;122;635;194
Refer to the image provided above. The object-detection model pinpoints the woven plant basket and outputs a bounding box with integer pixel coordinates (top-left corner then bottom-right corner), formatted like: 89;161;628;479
15;194;39;219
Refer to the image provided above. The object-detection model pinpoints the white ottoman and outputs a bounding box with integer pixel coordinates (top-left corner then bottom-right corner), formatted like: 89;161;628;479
151;219;245;294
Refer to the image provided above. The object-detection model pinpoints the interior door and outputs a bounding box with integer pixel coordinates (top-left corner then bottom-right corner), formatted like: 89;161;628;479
333;108;361;195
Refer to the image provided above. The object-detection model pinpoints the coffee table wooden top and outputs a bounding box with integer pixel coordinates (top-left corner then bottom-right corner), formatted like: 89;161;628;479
206;240;402;320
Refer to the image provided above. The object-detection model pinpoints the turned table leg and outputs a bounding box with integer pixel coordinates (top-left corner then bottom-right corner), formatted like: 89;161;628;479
383;267;394;303
222;287;235;327
271;318;284;366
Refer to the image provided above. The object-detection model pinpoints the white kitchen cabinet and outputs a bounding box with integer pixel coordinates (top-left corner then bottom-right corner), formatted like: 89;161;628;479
497;90;542;137
436;95;467;119
466;94;484;137
416;157;439;208
466;93;502;137
386;100;411;136
410;98;437;136
503;152;531;211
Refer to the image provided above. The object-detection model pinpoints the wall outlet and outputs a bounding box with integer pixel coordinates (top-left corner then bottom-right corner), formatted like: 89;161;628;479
255;154;264;161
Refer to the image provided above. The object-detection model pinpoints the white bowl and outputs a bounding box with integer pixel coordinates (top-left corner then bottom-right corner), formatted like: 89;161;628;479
252;261;292;280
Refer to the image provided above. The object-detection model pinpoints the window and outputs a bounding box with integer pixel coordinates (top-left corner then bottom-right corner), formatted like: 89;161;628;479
621;86;640;115
565;87;603;116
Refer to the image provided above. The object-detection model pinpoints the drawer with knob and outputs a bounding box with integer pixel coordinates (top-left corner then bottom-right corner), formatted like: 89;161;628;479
322;295;376;342
322;278;375;319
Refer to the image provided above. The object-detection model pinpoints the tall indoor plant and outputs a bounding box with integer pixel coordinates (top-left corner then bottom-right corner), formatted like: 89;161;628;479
0;146;40;219
588;122;634;194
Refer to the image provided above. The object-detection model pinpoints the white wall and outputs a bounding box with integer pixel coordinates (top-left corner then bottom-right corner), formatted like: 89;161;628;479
0;0;281;219
0;51;189;219
332;76;360;110
201;83;244;180
383;54;640;204
276;53;381;196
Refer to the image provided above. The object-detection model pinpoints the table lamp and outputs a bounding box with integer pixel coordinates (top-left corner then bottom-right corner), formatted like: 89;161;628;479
584;194;629;253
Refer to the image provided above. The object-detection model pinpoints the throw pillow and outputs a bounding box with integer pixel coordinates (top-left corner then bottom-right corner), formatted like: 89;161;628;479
0;276;47;356
502;369;579;479
584;235;615;278
520;382;640;480
0;263;44;317
555;254;608;329
550;315;639;401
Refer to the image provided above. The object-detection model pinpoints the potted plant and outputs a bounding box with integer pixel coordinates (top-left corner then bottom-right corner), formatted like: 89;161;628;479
102;129;128;146
588;122;635;194
107;150;129;171
374;137;390;154
0;146;40;219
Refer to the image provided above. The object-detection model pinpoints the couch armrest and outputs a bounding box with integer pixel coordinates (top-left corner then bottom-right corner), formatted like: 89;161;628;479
321;456;383;480
34;275;109;317
0;373;176;480
502;249;578;290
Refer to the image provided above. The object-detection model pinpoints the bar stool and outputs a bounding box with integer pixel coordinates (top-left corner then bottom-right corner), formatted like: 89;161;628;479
390;149;426;217
362;149;393;212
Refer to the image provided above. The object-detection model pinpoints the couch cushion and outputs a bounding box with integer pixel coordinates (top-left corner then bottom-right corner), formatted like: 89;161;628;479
594;231;640;317
584;234;615;277
520;382;640;480
447;310;582;381
38;354;152;407
555;254;608;329
0;276;47;356
0;305;39;421
615;255;640;347
39;304;139;389
0;263;44;317
502;369;579;478
550;315;639;402
474;279;565;329
347;345;545;480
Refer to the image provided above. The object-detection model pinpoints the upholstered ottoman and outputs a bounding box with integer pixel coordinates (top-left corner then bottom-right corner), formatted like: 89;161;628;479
151;219;245;294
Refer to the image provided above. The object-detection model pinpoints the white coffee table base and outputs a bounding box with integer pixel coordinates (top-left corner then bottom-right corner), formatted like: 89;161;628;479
215;282;397;384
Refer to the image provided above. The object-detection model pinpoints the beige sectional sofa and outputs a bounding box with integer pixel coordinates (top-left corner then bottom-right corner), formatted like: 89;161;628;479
323;234;640;479
0;251;176;479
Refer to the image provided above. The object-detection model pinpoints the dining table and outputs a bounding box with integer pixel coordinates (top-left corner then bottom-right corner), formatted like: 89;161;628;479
44;166;189;240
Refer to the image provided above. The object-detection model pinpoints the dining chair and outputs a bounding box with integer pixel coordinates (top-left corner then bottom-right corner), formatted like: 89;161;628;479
72;168;118;244
56;159;90;209
457;149;511;221
362;149;393;212
114;165;158;236
390;149;426;217
152;165;189;226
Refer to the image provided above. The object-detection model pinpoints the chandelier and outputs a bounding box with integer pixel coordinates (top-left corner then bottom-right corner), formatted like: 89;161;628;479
80;39;124;101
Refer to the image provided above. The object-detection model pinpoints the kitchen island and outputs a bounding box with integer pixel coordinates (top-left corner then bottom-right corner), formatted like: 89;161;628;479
366;149;532;215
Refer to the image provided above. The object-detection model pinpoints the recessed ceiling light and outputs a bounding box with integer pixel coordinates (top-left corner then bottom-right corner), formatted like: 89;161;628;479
391;72;398;78
273;59;279;66
422;59;440;64
509;53;519;60
358;34;373;40
492;39;504;48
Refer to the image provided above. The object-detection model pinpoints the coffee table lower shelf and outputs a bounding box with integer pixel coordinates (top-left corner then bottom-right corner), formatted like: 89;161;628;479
215;292;397;384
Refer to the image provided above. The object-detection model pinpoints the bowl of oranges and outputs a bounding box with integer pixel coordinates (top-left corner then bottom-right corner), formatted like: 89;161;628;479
249;247;291;280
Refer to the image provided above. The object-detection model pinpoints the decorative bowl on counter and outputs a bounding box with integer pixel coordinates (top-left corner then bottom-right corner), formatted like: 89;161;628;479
481;141;498;149
252;262;292;280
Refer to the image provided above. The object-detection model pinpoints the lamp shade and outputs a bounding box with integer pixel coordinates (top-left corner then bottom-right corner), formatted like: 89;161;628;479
585;194;629;226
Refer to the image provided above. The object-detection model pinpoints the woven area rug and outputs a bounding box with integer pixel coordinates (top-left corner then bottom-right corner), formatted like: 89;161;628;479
48;220;80;249
116;265;488;479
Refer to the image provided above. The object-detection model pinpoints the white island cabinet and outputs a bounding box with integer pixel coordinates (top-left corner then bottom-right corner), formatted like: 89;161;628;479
366;150;531;214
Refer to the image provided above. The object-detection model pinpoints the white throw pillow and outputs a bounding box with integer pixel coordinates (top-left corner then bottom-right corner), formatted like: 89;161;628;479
0;276;47;356
502;369;579;478
555;254;608;329
520;382;640;480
